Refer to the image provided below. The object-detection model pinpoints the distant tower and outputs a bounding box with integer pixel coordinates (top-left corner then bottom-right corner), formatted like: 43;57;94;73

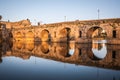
64;16;66;21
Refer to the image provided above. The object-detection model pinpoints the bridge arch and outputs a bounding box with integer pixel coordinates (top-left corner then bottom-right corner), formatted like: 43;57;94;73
41;29;50;42
59;27;71;42
26;31;34;41
87;26;107;42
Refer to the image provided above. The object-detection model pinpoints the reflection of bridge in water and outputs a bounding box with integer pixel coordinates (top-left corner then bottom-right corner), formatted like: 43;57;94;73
1;41;120;70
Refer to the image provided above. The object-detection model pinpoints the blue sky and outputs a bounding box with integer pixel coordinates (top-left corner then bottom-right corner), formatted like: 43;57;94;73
0;0;120;24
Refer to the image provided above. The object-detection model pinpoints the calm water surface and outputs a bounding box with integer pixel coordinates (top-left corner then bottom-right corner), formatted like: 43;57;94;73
0;40;120;80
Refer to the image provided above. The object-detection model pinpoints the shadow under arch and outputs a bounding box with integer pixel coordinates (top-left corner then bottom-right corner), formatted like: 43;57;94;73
41;29;50;42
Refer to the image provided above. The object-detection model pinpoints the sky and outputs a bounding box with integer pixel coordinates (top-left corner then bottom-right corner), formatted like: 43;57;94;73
0;0;120;25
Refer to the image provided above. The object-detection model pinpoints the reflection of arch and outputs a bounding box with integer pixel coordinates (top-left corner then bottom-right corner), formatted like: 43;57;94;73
68;49;75;56
41;29;50;41
16;42;23;50
59;27;71;41
59;48;70;57
26;42;34;51
58;43;72;57
87;43;107;60
40;42;49;54
87;49;101;60
15;32;22;41
92;43;107;59
87;26;107;39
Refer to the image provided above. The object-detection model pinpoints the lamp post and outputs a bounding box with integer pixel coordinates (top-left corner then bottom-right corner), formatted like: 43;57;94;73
64;16;66;22
98;9;100;19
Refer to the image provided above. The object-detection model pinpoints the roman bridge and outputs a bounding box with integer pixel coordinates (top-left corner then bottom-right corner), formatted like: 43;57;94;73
1;18;120;44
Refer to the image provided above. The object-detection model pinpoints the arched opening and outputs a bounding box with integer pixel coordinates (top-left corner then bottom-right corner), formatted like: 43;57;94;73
26;31;34;41
40;42;49;54
16;32;22;41
59;28;71;42
41;29;50;42
87;26;107;43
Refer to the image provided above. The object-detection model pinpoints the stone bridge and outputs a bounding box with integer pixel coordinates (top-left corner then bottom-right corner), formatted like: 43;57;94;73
1;18;120;44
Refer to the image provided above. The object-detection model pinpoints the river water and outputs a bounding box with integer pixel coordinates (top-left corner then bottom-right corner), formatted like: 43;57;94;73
0;40;120;80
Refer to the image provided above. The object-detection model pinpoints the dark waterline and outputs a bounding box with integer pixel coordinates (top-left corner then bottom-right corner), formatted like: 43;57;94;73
0;41;120;80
